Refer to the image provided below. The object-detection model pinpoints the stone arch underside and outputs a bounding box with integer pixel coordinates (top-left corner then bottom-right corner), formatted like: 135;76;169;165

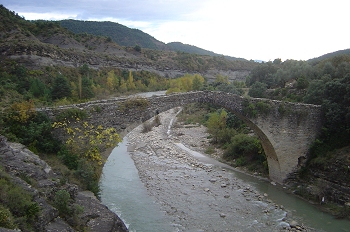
195;98;283;183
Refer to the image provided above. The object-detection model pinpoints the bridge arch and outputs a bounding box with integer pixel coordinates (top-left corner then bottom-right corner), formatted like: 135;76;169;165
45;91;322;183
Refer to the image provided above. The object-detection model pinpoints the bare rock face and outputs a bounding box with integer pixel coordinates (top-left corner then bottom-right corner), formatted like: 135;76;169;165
0;135;128;232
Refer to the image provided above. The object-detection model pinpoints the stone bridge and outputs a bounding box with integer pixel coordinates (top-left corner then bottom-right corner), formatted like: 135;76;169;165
44;91;322;183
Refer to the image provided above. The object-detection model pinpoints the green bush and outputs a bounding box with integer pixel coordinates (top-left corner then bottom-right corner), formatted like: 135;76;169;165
223;134;266;171
0;206;16;229
243;103;257;118
58;147;79;170
54;190;71;216
119;97;150;112
55;108;87;121
256;101;271;115
1;111;60;153
0;167;40;229
75;159;100;197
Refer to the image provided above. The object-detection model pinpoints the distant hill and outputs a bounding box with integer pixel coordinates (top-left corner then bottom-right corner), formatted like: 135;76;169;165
59;19;166;50
167;42;245;61
308;48;350;64
59;19;244;60
167;42;218;56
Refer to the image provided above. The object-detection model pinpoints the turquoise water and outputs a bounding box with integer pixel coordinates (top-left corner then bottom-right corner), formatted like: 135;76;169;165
100;139;350;232
99;138;174;232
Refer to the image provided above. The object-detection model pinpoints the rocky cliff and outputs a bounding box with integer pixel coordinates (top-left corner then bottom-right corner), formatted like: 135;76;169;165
0;135;128;232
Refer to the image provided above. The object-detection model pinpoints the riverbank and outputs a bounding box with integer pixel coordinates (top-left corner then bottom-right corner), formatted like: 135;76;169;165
125;107;313;232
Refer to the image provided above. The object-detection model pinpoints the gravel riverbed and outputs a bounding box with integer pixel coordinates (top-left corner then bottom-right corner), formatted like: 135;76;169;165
126;108;314;232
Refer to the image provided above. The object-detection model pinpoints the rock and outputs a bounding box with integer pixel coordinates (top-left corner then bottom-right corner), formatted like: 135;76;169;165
221;183;227;188
289;220;298;228
0;135;129;232
278;222;290;229
219;213;226;218
76;191;128;232
209;178;217;183
45;217;75;232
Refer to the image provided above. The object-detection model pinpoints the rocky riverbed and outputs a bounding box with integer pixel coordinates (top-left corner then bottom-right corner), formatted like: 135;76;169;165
126;108;313;232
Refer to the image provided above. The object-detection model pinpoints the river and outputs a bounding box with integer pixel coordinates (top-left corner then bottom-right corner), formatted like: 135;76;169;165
99;104;350;232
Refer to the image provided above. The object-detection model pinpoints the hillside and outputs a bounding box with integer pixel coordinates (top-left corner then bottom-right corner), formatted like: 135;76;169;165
0;5;255;83
59;19;166;50
58;19;244;61
308;48;350;64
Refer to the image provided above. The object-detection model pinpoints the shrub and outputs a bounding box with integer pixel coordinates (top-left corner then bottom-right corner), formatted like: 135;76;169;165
256;101;271;115
0;167;40;229
119;97;150;112
55;108;87;121
54;189;71;216
75;159;100;197
0;206;16;229
243;103;257;118
248;81;267;98
58;147;79;170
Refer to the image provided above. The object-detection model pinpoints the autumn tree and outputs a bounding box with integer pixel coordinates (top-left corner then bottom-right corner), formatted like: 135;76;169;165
127;70;136;91
106;70;119;91
192;74;204;90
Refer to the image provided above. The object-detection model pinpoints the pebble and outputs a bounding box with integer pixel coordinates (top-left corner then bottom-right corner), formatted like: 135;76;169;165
126;109;313;232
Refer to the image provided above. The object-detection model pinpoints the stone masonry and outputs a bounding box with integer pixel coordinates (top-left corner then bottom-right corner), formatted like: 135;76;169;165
42;91;323;183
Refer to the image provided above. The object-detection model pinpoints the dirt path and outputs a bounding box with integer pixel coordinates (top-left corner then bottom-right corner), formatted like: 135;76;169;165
126;108;312;232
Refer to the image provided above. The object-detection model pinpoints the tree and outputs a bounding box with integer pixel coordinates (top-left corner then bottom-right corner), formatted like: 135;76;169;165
192;74;204;90
51;75;72;100
29;78;49;99
119;78;127;93
81;77;94;99
303;80;325;105
134;45;141;52
273;58;282;64
106;70;118;91
296;75;309;89
206;109;227;143
248;82;267;98
126;71;136;91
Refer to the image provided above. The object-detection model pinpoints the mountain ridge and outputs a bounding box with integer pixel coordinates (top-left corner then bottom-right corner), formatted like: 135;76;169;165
58;19;245;61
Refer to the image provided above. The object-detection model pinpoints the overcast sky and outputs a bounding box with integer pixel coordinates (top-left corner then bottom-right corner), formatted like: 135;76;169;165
2;0;349;61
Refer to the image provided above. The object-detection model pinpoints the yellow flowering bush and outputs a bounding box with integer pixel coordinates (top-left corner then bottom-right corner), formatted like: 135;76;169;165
53;118;121;165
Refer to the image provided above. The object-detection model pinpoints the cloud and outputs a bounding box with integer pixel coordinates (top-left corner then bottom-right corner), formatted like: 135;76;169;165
2;0;206;21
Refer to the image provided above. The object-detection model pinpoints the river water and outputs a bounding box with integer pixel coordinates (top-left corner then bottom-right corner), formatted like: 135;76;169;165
100;138;350;232
99;99;350;232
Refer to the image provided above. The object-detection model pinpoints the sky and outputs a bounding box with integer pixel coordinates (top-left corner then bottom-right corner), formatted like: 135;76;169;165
2;0;349;61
